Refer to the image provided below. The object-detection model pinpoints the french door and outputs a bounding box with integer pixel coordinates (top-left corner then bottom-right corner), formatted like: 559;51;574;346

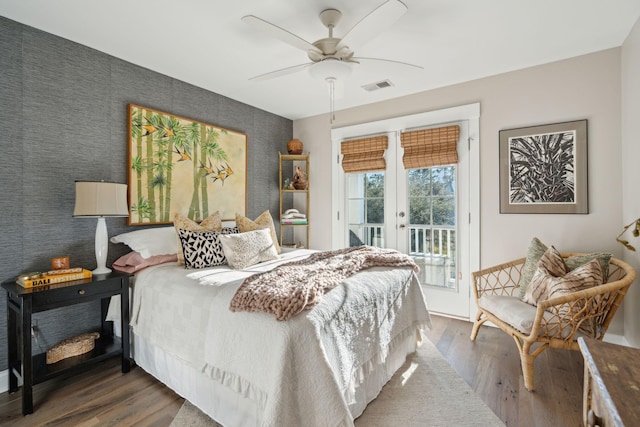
332;104;479;319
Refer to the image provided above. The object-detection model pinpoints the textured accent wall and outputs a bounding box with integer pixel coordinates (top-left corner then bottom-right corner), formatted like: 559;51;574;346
0;16;292;371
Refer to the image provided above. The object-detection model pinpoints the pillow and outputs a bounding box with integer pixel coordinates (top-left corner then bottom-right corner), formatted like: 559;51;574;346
112;251;178;274
110;226;177;258
565;253;612;279
519;237;612;298
219;228;279;269
222;226;240;235
236;211;281;254
178;229;227;269
173;212;222;265
522;257;603;337
520;237;548;297
522;246;568;305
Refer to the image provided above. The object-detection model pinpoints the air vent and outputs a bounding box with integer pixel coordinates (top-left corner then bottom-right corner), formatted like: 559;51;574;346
361;79;394;92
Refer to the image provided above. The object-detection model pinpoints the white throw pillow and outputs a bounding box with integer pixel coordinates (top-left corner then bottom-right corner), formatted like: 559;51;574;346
110;226;177;258
219;228;279;269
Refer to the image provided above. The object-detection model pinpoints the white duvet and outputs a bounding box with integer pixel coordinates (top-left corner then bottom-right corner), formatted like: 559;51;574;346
129;249;431;427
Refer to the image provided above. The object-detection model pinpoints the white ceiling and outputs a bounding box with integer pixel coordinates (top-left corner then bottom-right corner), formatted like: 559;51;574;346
1;0;639;120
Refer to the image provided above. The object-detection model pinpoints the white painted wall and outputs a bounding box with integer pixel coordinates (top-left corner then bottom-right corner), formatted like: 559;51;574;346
622;16;640;347
294;47;627;334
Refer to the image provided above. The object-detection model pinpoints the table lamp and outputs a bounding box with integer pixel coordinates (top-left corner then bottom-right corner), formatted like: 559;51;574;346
73;180;129;274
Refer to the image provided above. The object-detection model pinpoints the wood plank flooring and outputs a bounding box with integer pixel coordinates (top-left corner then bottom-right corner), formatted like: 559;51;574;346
424;315;584;427
0;315;584;426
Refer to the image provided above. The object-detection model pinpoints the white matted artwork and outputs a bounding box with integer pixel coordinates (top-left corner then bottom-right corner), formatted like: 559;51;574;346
499;119;588;214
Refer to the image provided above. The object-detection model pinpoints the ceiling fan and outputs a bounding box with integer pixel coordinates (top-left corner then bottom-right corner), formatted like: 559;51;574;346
241;0;423;83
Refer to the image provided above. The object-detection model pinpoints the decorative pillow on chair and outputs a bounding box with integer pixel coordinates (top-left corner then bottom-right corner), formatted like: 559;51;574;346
522;246;567;305
520;237;549;297
519;237;612;298
219;228;279;269
178;229;227;269
522;247;604;337
235;210;281;254
173;212;222;265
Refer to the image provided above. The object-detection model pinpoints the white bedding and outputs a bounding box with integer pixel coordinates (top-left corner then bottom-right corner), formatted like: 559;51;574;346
127;249;431;426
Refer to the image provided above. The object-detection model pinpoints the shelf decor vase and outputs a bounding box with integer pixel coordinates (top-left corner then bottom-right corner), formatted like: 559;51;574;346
287;138;303;155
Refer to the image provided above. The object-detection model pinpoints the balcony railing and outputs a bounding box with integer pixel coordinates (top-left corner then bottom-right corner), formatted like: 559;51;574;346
349;223;456;289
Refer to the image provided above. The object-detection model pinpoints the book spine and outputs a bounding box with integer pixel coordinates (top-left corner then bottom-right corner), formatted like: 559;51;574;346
18;269;93;288
46;267;83;275
281;220;308;225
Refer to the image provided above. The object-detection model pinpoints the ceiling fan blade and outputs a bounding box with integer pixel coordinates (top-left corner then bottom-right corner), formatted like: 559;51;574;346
249;62;314;81
351;56;424;70
242;15;322;54
338;0;407;51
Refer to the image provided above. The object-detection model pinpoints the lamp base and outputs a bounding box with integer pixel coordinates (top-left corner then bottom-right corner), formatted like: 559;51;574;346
94;217;111;276
92;266;112;275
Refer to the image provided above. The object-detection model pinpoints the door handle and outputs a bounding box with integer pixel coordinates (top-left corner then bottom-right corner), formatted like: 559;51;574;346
399;224;406;229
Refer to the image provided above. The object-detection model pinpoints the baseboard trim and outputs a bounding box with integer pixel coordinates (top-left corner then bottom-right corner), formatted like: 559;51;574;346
0;369;8;393
603;333;629;346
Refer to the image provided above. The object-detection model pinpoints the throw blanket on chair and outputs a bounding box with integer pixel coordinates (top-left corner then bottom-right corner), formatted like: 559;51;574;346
230;245;419;320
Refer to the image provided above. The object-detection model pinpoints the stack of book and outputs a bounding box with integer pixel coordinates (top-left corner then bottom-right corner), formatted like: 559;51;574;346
281;211;308;225
17;268;92;288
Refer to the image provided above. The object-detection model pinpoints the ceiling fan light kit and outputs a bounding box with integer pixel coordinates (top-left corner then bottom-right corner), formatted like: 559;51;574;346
308;58;352;82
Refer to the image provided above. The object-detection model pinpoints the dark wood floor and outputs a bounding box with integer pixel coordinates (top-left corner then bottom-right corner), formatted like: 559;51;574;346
424;315;584;427
0;315;584;426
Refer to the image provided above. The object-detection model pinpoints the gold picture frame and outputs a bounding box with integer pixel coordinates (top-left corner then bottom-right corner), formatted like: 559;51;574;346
127;104;247;225
499;119;588;214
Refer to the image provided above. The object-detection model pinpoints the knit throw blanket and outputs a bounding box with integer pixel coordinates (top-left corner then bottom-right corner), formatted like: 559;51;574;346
229;245;419;321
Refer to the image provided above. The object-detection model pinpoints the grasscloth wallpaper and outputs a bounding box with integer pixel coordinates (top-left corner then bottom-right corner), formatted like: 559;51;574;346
0;16;292;372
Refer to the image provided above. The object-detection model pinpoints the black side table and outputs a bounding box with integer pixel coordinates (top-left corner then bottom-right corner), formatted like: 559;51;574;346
2;271;131;415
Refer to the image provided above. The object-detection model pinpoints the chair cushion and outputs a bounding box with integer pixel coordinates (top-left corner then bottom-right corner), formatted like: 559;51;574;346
479;295;537;334
478;295;594;339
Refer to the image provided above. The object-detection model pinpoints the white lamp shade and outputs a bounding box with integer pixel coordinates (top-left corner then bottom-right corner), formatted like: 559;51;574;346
73;181;129;217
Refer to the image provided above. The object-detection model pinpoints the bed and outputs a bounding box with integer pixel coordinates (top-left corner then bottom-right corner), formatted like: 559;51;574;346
108;224;431;427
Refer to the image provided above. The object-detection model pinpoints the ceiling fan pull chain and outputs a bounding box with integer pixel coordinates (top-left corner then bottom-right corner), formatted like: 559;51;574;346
328;77;336;123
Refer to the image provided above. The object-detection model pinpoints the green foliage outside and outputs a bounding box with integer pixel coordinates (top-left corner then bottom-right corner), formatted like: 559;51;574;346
348;166;457;256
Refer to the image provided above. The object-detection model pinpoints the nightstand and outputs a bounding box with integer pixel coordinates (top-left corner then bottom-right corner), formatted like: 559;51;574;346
2;271;131;415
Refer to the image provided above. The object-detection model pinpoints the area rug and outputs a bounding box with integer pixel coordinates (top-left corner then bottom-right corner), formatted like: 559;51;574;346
170;338;504;426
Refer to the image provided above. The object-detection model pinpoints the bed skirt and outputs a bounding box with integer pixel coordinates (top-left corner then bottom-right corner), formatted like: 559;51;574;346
131;328;421;426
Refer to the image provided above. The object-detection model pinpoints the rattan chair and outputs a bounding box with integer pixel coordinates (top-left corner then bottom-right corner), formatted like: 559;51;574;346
470;253;636;391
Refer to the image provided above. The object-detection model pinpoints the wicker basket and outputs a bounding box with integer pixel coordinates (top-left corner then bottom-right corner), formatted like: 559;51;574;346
46;332;100;364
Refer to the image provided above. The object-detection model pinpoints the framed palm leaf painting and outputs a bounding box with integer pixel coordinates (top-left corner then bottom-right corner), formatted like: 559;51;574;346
127;104;247;225
499;120;588;214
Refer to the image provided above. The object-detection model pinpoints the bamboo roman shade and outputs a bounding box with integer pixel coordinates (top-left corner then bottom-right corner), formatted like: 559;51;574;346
341;135;388;173
400;125;460;169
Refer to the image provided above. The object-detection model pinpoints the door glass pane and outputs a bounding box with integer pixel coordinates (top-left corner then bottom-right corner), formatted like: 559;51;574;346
347;172;384;248
408;166;457;290
348;173;365;197
348;200;365;223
